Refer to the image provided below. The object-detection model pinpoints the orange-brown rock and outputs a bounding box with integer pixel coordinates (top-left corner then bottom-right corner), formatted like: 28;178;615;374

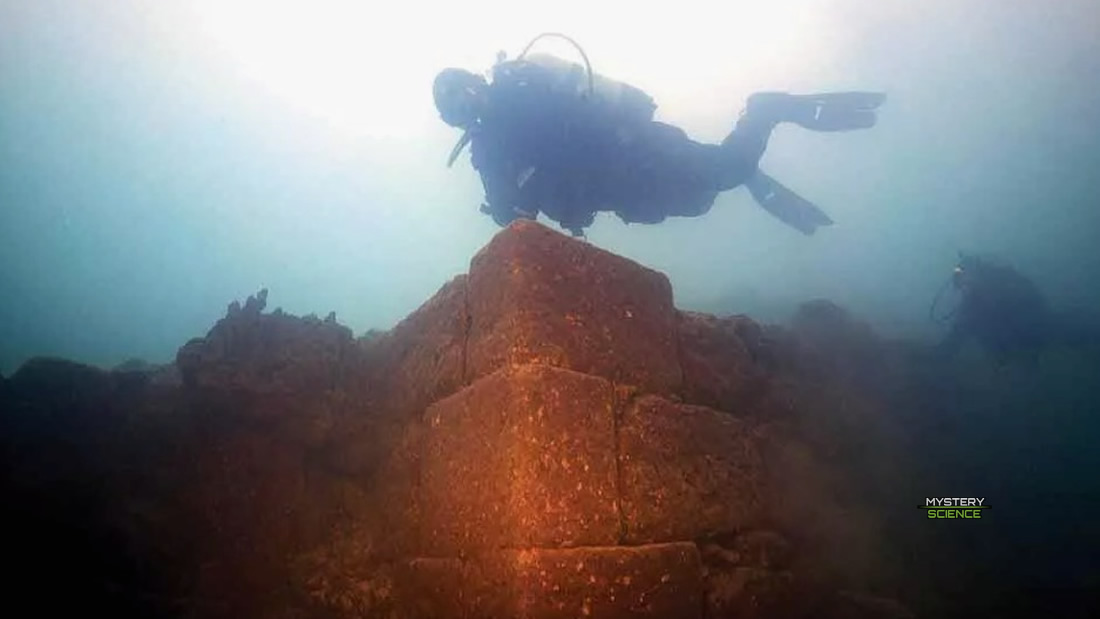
619;395;771;544
677;310;780;415
419;364;621;555
323;275;469;478
359;274;469;419
1;219;936;619
175;288;356;421
466;219;682;395
394;543;703;619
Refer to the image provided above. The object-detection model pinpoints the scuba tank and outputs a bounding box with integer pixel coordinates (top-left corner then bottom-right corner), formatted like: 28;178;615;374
503;51;657;128
446;33;657;168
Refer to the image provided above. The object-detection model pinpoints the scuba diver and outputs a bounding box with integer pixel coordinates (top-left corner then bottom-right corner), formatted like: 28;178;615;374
431;33;887;237
930;252;1051;367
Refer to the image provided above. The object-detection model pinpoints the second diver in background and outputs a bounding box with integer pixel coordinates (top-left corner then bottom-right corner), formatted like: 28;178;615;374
932;253;1052;367
432;33;887;237
930;252;1100;368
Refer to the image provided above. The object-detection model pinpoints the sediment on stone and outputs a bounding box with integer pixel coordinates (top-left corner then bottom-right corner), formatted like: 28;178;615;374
619;394;771;545
465;219;683;396
419;364;621;556
1;220;928;619
332;543;707;619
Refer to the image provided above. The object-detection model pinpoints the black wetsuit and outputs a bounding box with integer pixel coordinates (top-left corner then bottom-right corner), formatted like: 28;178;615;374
938;259;1050;365
468;60;774;236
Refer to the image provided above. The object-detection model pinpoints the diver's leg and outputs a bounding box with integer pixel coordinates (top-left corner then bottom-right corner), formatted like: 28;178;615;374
716;112;776;190
712;91;887;234
610;122;723;222
715;90;886;190
713;109;836;235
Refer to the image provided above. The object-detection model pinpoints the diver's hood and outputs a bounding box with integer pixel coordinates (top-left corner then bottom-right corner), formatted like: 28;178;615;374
433;68;486;128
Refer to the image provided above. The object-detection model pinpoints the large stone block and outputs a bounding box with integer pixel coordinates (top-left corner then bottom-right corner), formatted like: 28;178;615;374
360;274;468;419
354;417;426;560
466;220;681;395
396;543;703;619
619;395;769;544
420;364;621;555
398;556;515;619
510;543;703;618
321;276;468;481
677;311;777;414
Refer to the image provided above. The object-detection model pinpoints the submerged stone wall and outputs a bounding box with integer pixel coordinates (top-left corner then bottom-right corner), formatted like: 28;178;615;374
0;220;913;619
288;221;904;618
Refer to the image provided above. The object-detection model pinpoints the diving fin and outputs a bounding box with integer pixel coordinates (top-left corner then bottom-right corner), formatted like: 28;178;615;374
745;170;834;235
791;91;886;131
749;91;886;132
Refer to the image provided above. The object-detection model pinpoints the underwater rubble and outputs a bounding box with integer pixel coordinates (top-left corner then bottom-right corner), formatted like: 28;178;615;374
2;220;1096;618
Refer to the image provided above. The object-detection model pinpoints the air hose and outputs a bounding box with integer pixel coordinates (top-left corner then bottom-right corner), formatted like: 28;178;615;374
516;31;595;98
446;32;595;168
928;274;959;324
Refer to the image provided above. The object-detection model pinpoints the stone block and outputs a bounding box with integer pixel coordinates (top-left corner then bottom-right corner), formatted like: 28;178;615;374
704;566;796;619
619;395;769;544
363;274;468;419
396;543;703;619
466;220;681;395
420;364;621;555
677;311;776;414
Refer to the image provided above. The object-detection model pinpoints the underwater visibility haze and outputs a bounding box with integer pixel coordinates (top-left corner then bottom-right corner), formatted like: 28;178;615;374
3;0;1099;373
1;0;1100;615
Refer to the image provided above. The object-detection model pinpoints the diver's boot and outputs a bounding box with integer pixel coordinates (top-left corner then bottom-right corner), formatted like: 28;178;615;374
746;91;886;132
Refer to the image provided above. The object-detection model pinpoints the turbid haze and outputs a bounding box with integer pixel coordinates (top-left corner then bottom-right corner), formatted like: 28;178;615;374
2;0;1099;373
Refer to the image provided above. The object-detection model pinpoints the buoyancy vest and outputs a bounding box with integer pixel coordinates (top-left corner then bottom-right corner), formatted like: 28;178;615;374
492;52;657;129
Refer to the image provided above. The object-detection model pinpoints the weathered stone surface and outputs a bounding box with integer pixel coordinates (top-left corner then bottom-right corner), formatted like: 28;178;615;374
396;556;515;619
320;276;468;478
359;417;425;559
5;357;116;411
511;543;703;618
292;524;406;617
184;425;377;619
391;543;703;619
361;274;468;418
790;299;881;370
704;566;797;619
187;429;307;580
699;530;793;570
11;220;1043;619
176;288;357;419
620;395;769;544
514;543;703;618
678;311;778;414
420;364;621;555
698;529;803;618
466;219;681;395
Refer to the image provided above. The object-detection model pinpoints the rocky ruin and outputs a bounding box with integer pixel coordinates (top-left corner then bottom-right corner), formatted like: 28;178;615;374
3;220;1096;618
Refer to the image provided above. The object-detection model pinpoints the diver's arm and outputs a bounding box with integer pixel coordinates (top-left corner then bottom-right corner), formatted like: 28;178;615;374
475;159;538;226
468;68;564;227
470;133;539;226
